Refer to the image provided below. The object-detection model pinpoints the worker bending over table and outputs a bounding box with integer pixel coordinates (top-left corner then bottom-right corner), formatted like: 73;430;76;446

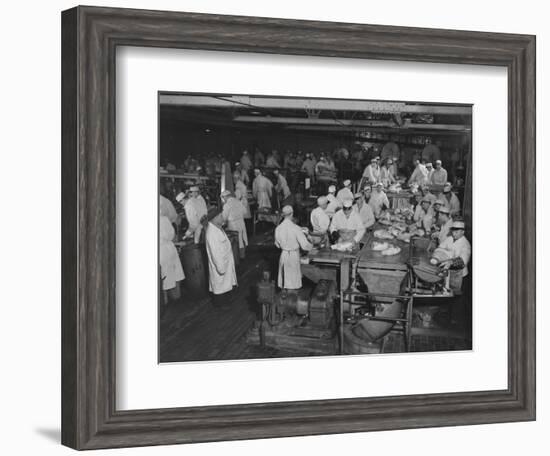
310;196;331;235
329;199;366;246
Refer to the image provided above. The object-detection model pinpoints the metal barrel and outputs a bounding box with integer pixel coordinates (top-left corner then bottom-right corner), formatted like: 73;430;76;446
178;241;208;296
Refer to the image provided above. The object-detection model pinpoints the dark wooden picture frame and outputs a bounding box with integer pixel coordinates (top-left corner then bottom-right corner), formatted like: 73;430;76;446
61;6;536;450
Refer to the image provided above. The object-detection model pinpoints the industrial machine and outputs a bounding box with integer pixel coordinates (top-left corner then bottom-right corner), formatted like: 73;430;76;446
252;271;338;355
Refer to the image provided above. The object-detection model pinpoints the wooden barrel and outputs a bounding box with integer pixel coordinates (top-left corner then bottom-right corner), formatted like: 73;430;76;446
225;230;240;267
178;241;208;296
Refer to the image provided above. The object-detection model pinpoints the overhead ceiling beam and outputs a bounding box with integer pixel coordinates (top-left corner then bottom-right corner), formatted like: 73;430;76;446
233;115;470;131
160;95;472;115
233;116;396;127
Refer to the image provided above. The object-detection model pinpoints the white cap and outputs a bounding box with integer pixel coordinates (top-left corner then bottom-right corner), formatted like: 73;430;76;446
451;220;465;230
317;196;328;206
342;199;353;208
426;162;433;168
220;189;231;198
189;185;199;192
435;160;442;165
175;192;186;203
375;182;384;188
282;205;294;216
235;162;240;166
343;179;351;187
328;185;336;193
434;199;445;206
438;206;450;215
443;182;452;192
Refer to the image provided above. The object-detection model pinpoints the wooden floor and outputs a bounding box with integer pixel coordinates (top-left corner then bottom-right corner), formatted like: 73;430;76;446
159;225;298;363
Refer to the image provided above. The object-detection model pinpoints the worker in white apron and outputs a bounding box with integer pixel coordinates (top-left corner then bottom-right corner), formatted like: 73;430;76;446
274;205;313;290
221;189;248;259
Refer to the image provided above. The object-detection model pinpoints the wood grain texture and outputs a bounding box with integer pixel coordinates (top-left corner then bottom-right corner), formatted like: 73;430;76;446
61;6;536;450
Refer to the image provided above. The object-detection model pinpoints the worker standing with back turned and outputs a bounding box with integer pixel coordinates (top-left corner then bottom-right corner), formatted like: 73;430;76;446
274;205;313;291
221;189;248;259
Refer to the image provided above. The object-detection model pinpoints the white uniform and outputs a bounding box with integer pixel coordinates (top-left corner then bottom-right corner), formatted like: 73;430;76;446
336;187;354;204
234;180;251;219
240;154;253;172
380;166;396;185
409;164;429;185
362;164;380;183
252;175;273;209
222;197;248;250
184;196;208;243
237;168;250;185
437;219;453;245
325;193;341;218
274;218;313;289
160;195;178;224
310;207;330;233
430;167;448;185
159;215;184;290
439;234;471;294
330;210;366;243
276;174;291;199
353;202;375;229
440;192;461;216
368;191;390;218
205;222;238;294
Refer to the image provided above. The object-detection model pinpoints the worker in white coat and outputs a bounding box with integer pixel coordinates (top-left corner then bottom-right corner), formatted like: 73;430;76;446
413;196;434;231
234;162;250;186
440;182;461;216
430;160;448;185
325;184;342;218
380;158;397;186
368;183;390;218
160;194;178;224
330;199;366;245
182;186;208;243
252;168;273;209
361;157;381;186
433;206;453;245
274;205;313;290
353;192;375;229
159;215;185;302
438;220;471;325
233;172;251;219
240;150;253;173
408;159;429;186
336;179;354;204
205;211;238;306
221;189;248;259
310;196;331;234
273;168;292;205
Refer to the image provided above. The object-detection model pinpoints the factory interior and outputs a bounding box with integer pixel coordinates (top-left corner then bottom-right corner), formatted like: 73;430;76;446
158;93;473;363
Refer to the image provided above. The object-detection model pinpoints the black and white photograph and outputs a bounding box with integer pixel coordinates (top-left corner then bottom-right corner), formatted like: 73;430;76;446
158;93;473;362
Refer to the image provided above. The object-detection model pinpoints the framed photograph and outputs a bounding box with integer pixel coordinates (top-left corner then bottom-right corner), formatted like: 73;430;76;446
61;6;535;450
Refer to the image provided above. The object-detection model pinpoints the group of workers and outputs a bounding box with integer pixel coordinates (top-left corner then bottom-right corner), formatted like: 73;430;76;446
159;144;469;313
159;182;249;307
